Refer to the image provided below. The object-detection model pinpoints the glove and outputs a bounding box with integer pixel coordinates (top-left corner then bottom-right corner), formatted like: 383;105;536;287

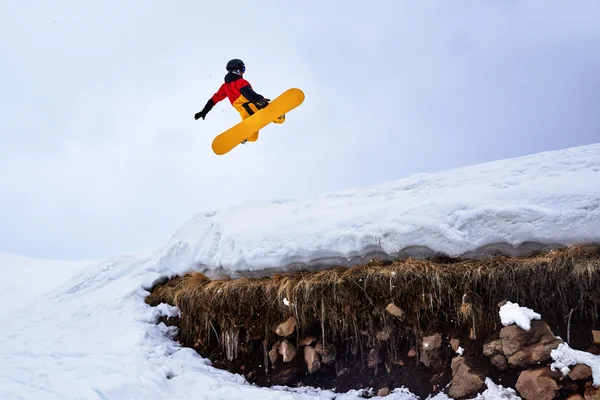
195;99;215;120
256;98;270;109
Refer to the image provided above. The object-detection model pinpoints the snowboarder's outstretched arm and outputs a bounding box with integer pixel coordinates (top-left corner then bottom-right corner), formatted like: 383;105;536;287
195;85;228;120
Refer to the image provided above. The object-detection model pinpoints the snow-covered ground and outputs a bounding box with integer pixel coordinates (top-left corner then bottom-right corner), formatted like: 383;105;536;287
174;143;600;275
0;144;599;399
0;252;89;318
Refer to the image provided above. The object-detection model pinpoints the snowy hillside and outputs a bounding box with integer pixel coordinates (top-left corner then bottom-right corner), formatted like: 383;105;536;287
0;252;88;317
0;144;599;399
166;143;600;275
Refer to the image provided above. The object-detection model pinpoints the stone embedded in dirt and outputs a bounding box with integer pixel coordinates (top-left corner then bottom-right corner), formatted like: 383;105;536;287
408;346;417;357
385;303;405;320
450;338;460;352
384;361;392;373
422;333;442;351
376;328;391;341
448;356;486;399
483;324;563;368
377;387;391;397
298;336;316;346
585;381;600;400
500;321;556;355
515;367;561;400
304;345;321;374
469;327;479;340
275;316;297;337
315;340;337;365
490;354;508;371
568;364;592;381
593;330;600;345
566;394;585;400
492;321;564;367
483;337;503;356
269;341;280;365
420;333;443;368
367;348;378;369
279;340;297;362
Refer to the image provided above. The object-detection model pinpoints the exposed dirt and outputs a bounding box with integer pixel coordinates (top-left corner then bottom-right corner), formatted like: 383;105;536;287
148;244;600;398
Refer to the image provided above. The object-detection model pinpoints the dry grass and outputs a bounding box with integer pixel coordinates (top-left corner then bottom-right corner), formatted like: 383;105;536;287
145;244;600;361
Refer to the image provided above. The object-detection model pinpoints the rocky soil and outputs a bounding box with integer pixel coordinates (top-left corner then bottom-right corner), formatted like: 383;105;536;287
176;305;600;399
146;245;600;399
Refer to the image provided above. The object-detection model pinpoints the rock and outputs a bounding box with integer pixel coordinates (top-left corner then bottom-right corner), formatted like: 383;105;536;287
275;316;297;337
420;333;443;368
585;381;600;400
450;338;461;352
566;394;585;400
279;340;297;362
304;345;321;374
500;321;563;367
490;354;508;371
315;340;337;364
469;327;478;340
407;346;417;357
508;339;563;367
376;328;391;341
385;303;405;320
515;367;561;400
448;356;486;399
593;330;600;345
483;338;503;356
367;348;378;369
568;364;592;381
377;387;390;397
298;336;316;346
422;333;442;351
269;341;280;365
500;324;535;356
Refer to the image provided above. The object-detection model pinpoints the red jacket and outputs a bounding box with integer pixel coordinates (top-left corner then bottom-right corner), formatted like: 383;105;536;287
201;72;265;116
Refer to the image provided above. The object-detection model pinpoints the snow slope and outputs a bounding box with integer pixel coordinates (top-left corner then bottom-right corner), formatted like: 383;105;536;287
0;252;88;317
0;251;435;400
169;143;600;274
1;144;599;399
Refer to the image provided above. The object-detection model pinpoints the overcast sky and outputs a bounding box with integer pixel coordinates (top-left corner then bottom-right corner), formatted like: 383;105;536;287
1;0;599;261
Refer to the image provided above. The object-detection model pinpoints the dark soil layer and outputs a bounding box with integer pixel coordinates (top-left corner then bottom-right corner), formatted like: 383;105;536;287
146;244;600;398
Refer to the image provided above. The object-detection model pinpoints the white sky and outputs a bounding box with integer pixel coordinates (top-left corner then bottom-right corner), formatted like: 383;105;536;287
1;0;599;261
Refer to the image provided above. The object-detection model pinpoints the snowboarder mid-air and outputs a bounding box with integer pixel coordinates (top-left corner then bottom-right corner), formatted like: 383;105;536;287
194;59;284;143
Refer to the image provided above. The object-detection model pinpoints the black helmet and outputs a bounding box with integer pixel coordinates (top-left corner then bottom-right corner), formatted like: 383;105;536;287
226;59;245;72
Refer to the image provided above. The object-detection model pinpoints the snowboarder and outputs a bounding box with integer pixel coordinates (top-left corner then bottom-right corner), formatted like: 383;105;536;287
194;59;284;143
